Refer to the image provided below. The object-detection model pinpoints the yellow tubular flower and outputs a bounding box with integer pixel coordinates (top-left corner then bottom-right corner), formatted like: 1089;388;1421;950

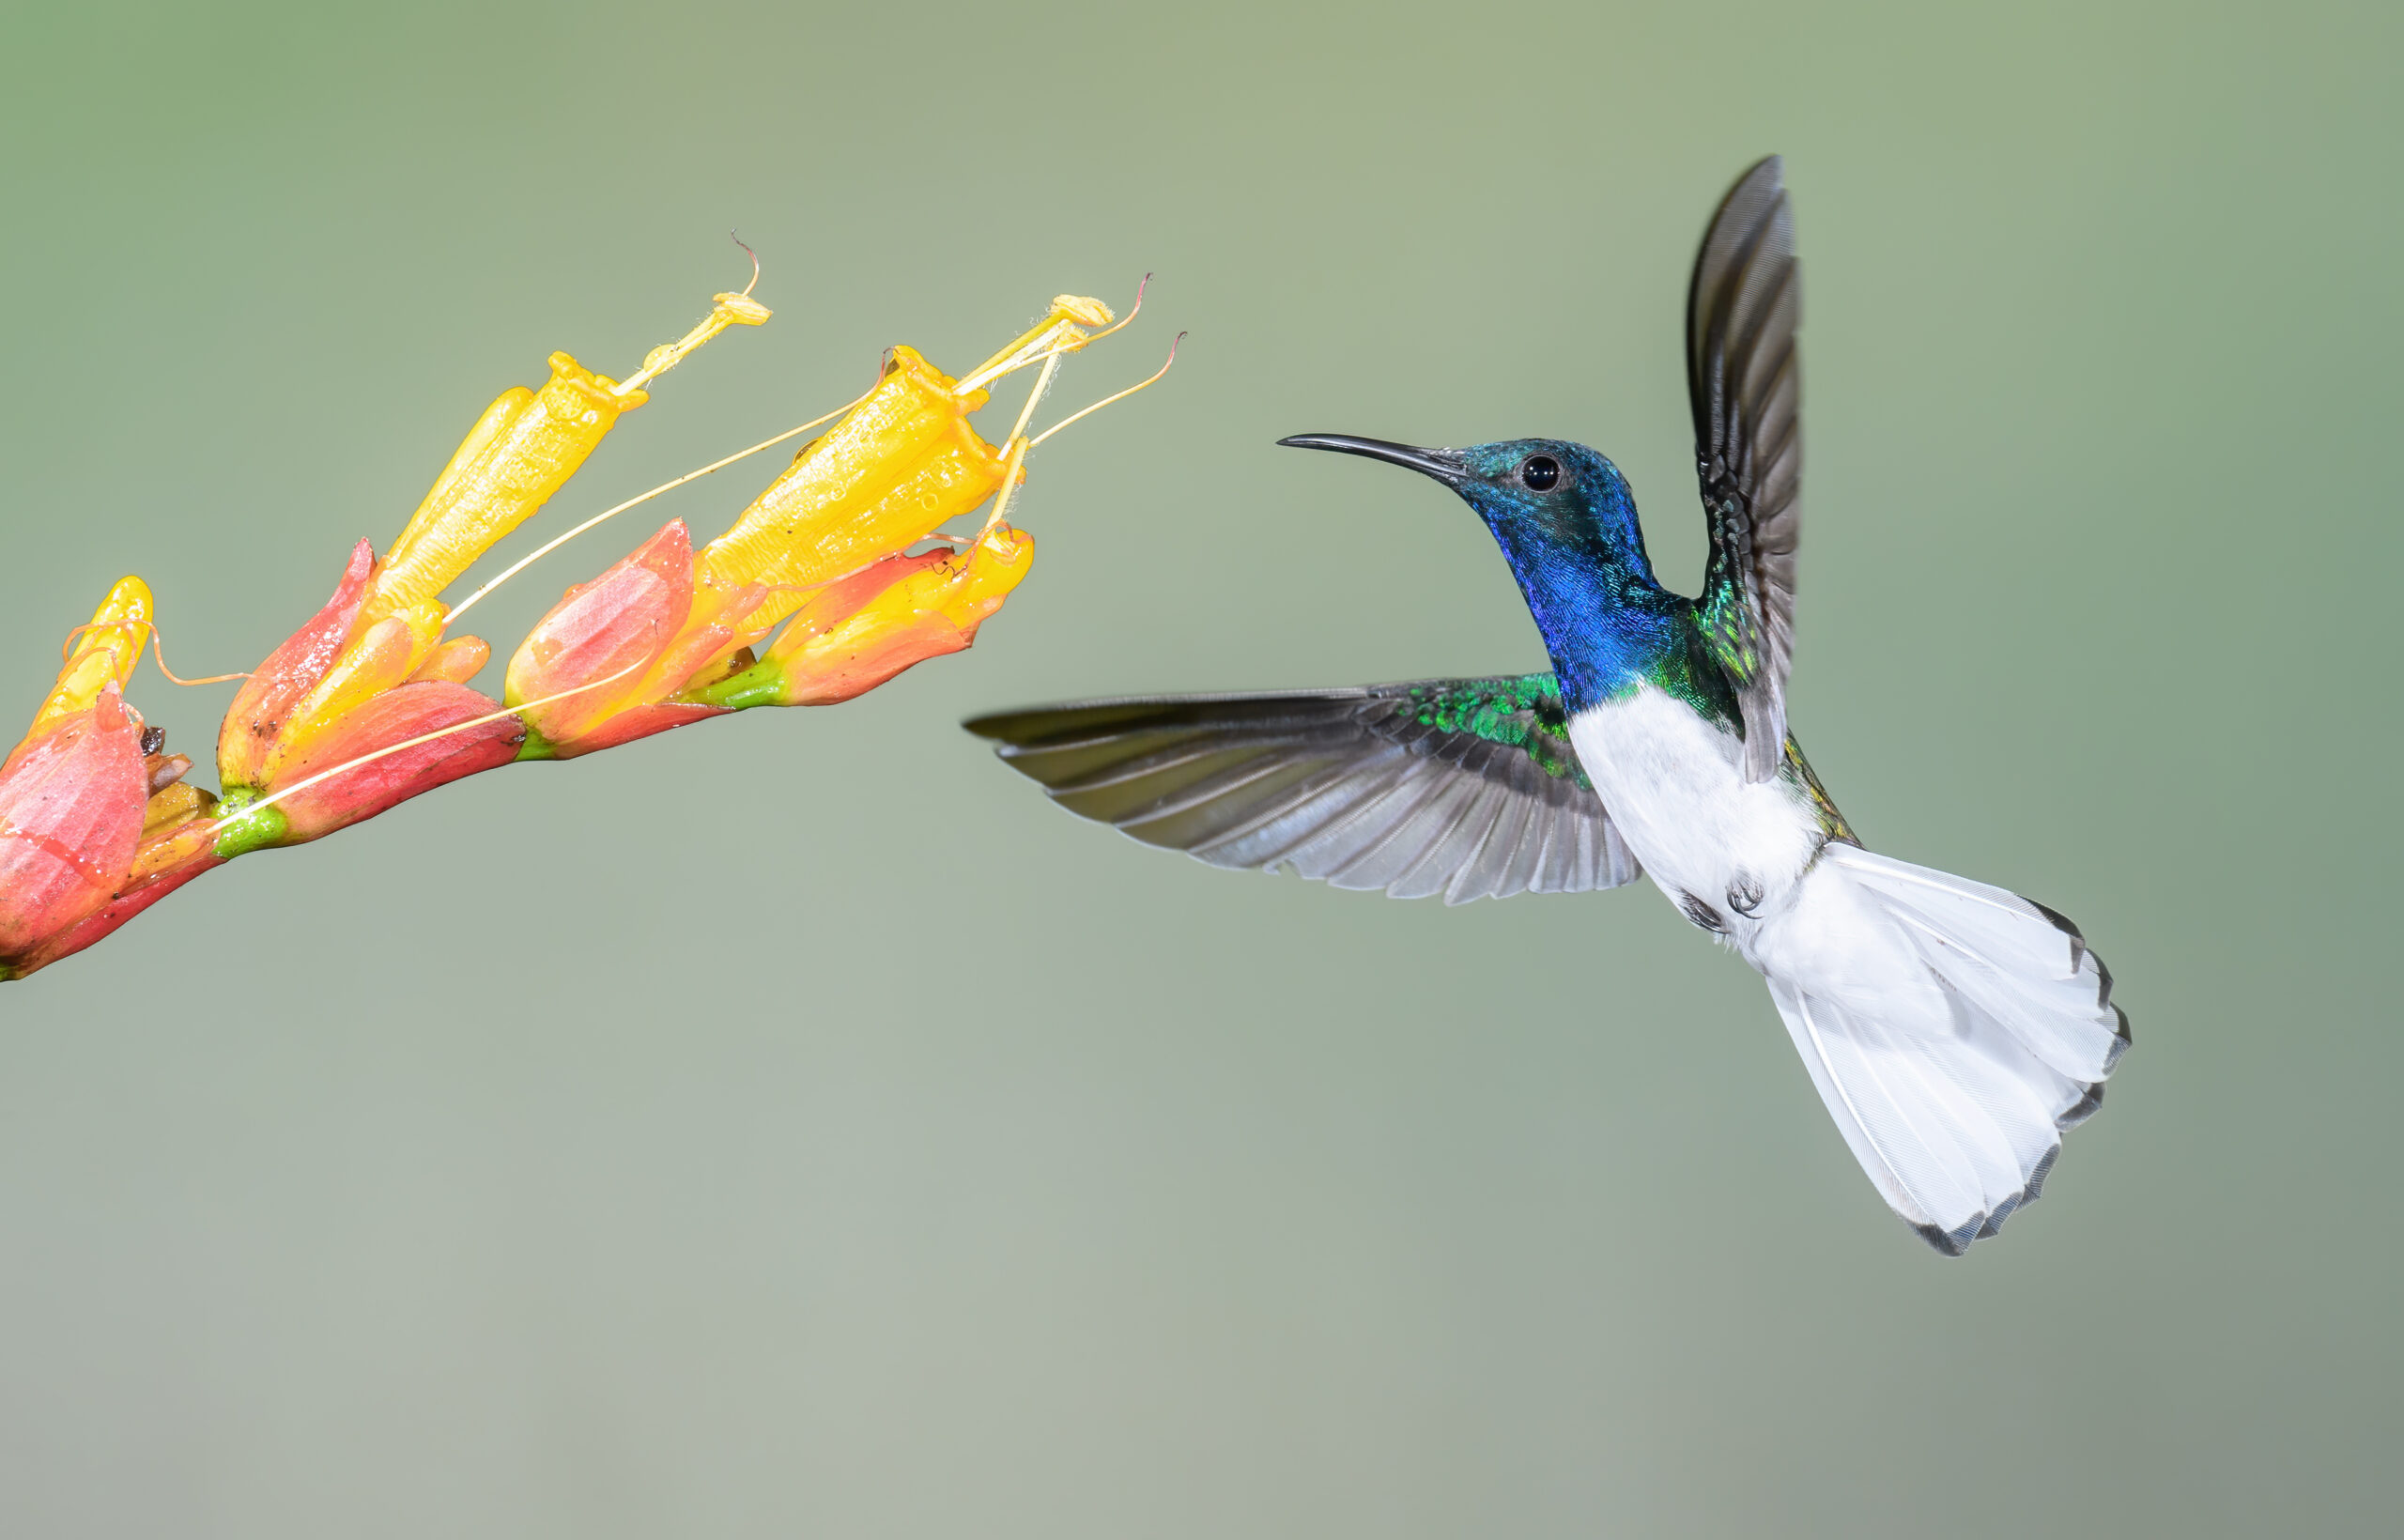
24;577;151;744
691;293;1116;637
363;355;640;625
683;519;1036;711
693;346;1010;634
366;291;771;626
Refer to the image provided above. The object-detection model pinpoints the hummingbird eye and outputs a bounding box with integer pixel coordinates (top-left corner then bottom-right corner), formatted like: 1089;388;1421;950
1518;454;1562;492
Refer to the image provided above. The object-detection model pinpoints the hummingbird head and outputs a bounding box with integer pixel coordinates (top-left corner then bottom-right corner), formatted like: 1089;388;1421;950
1275;434;1656;587
1276;433;1672;710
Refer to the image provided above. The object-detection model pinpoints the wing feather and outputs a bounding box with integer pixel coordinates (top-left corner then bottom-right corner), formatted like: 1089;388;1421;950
965;676;1638;903
1690;155;1804;782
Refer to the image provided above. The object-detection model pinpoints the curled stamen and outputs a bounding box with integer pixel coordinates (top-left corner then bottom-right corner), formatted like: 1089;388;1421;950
231;657;650;824
1027;331;1183;450
971;324;1179;537
55;622;101;666
731;231;762;298
444;377;885;624
146;628;249;686
54;622;248;686
56;613;142;664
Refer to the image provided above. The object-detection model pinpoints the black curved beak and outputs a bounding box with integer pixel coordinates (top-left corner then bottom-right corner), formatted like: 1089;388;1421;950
1276;434;1467;485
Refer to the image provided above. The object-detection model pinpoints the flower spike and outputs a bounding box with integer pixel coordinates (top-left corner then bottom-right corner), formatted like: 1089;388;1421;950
0;269;1174;979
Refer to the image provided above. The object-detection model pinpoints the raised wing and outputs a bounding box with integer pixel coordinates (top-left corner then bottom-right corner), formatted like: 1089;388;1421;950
964;673;1640;903
1689;155;1803;783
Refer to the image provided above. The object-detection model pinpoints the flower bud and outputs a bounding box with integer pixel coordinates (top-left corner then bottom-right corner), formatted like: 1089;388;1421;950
0;682;145;970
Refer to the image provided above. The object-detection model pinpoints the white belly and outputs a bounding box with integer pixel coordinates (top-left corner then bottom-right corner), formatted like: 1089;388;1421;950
1566;684;1826;945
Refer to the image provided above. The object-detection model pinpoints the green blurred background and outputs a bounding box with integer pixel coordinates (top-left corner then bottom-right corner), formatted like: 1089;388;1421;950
1;0;2395;1533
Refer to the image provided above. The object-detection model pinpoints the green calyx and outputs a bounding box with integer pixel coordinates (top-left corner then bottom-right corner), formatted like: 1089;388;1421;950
679;657;788;714
515;721;559;762
209;788;290;859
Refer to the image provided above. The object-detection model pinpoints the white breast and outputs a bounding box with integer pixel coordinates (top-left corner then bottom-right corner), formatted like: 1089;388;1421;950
1567;684;1825;938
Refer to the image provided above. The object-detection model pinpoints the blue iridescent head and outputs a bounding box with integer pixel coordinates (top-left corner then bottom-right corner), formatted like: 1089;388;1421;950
1277;434;1657;589
1278;433;1674;710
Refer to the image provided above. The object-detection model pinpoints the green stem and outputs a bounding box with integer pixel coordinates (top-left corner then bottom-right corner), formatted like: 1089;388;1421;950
208;789;290;859
679;657;789;713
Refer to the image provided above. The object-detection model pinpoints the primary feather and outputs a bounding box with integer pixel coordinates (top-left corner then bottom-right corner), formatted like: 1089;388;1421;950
965;675;1641;902
1688;155;1803;783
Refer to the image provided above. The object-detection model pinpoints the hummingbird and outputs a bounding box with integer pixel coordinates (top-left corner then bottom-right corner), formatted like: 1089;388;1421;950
965;158;2128;1255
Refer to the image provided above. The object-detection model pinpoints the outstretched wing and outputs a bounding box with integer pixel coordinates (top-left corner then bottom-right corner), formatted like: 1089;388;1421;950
964;673;1640;903
1689;154;1803;783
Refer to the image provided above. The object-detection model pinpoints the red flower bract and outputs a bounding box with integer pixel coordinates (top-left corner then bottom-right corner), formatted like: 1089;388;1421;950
211;540;521;850
0;684;146;962
264;682;523;843
505;518;760;758
217;538;378;793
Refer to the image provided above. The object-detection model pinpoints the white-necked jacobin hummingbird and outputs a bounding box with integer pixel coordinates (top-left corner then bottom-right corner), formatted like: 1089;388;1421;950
966;158;2128;1255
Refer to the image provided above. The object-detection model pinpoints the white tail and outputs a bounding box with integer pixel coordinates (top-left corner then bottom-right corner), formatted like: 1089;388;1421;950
1756;844;2129;1255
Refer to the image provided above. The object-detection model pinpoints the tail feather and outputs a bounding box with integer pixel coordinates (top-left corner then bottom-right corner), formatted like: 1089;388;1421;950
1831;846;2129;1084
1764;846;2128;1255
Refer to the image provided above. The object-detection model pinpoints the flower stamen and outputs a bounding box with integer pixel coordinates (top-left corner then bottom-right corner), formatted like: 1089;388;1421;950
147;627;250;687
952;277;1148;397
1027;331;1183;452
979;436;1037;538
58;615;251;688
614;293;773;397
731;231;762;299
976;331;1180;535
